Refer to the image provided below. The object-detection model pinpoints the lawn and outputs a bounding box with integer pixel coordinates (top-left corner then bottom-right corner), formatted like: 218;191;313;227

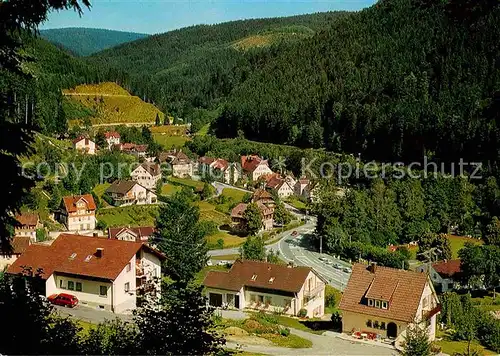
196;123;210;136
97;205;158;227
206;231;246;249
446;235;483;258
221;188;248;202
153;133;190;149
93;183;110;197
435;331;496;355
168;177;204;190
211;254;240;260
160;183;181;196
196;201;230;225
76;320;94;336
285;196;308;211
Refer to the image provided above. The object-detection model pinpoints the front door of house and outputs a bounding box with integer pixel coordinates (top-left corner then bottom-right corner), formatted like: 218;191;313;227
235;295;240;309
387;322;397;338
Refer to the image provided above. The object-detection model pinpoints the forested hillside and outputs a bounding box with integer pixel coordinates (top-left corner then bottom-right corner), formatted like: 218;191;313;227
90;12;346;127
214;0;500;166
0;34;123;134
40;28;148;56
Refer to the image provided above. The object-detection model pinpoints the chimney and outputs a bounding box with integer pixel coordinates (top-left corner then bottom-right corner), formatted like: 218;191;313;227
95;248;104;258
368;262;377;273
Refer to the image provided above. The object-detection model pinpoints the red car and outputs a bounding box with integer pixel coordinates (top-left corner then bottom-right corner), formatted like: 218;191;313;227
47;293;79;308
291;231;298;237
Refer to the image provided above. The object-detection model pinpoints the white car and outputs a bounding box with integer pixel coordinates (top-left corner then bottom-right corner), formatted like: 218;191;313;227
206;260;213;266
319;257;328;262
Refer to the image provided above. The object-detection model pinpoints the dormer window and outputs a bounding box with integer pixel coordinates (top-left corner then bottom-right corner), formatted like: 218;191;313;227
382;301;388;309
251;274;257;281
368;299;374;307
375;300;381;308
268;277;275;284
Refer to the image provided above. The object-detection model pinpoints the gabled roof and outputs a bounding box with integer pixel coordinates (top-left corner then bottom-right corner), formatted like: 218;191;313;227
7;234;165;280
15;212;39;227
104;131;120;139
158;150;191;165
203;260;315;293
135;163;161;177
241;155;268;173
231;203;247;218
432;259;462;279
339;263;429;323
121;143;148;153
72;136;92;145
105;180;139;195
0;236;31;256
198;156;215;165
212;158;229;170
62;194;96;213
252;189;273;202
108;226;155;242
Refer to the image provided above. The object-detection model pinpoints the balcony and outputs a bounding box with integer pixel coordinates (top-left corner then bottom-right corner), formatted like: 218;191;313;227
136;260;145;277
303;284;324;298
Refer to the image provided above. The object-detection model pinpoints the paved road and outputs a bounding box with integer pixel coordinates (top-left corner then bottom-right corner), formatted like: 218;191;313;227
227;328;397;356
53;304;132;324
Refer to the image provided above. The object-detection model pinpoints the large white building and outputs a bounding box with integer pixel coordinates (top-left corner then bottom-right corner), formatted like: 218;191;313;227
105;180;157;206
131;163;162;191
7;234;165;314
58;194;97;232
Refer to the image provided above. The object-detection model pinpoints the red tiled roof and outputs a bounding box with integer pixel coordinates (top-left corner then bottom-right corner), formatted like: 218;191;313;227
252;189;273;202
104;131;120;139
266;176;285;190
231;203;247;218
7;234;164;280
212;159;229;170
199;156;215;165
241;155;268;173
108;226;155;242
62;194;96;213
203;260;313;293
339;263;429;323
15;213;39;227
0;236;31;255
432;259;462;279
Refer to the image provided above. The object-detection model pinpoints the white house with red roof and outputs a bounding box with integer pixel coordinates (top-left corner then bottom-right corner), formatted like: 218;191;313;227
7;234;165;314
108;226;155;243
198;156;241;184
203;260;326;318
58;194;97;231
266;176;294;198
339;263;440;342
241;155;273;181
131;163;162;191
104;131;121;150
73;136;96;155
416;259;463;293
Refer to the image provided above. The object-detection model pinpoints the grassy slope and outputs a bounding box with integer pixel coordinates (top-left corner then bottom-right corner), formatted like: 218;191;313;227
446;235;483;259
63;82;165;125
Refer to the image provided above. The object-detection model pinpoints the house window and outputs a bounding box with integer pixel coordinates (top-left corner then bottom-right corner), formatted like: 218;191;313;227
76;282;82;292
368;299;374;307
250;294;257;302
124;282;130;292
380;322;386;330
68;281;74;290
265;296;272;305
382;301;388;309
100;286;108;297
59;279;64;289
375;300;381;308
374;320;379;328
284;299;291;308
367;320;372;327
126;262;131;272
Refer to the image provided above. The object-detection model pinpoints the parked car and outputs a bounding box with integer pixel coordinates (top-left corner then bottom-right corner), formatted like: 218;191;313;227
333;264;341;269
319;256;328;262
342;267;352;273
47;293;78;308
206;260;213;266
291;231;298;236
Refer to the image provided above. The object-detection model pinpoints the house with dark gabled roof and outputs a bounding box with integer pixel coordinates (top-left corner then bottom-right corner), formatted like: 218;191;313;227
7;233;165;314
157;149;193;178
0;236;31;271
131;163;162;191
58;194;96;232
203;259;326;318
15;212;42;241
105;180;157;206
73;136;96;155
108;226;155;243
339;263;440;342
416;259;463;293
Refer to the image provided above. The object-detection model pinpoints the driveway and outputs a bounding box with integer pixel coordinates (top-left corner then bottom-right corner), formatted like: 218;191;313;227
226;328;398;355
53;304;132;324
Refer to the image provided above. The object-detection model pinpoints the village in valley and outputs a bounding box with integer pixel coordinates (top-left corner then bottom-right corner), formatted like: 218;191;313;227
2;1;500;356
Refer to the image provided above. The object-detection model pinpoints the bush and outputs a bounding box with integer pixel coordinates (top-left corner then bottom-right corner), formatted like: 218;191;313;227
331;311;342;328
325;288;336;308
298;308;307;318
96;220;108;231
279;327;290;337
216;238;224;249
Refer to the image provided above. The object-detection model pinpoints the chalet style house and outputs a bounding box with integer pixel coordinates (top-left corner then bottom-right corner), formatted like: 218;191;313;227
104;131;121;150
14;212;42;242
58;194;97;231
416;259;463;293
73;136;96;155
157;150;193;178
108;226;155;243
231;189;275;232
339;263;440;343
241;155;273;181
198;156;240;184
105;180;157;206
0;236;31;271
203;260;326;318
265;176;294;198
7;234;165;314
131;163;162;191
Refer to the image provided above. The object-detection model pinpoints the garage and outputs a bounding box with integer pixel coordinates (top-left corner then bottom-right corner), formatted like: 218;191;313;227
209;292;223;307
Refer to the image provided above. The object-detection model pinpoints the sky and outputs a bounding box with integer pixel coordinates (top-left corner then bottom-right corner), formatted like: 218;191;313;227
41;0;377;35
